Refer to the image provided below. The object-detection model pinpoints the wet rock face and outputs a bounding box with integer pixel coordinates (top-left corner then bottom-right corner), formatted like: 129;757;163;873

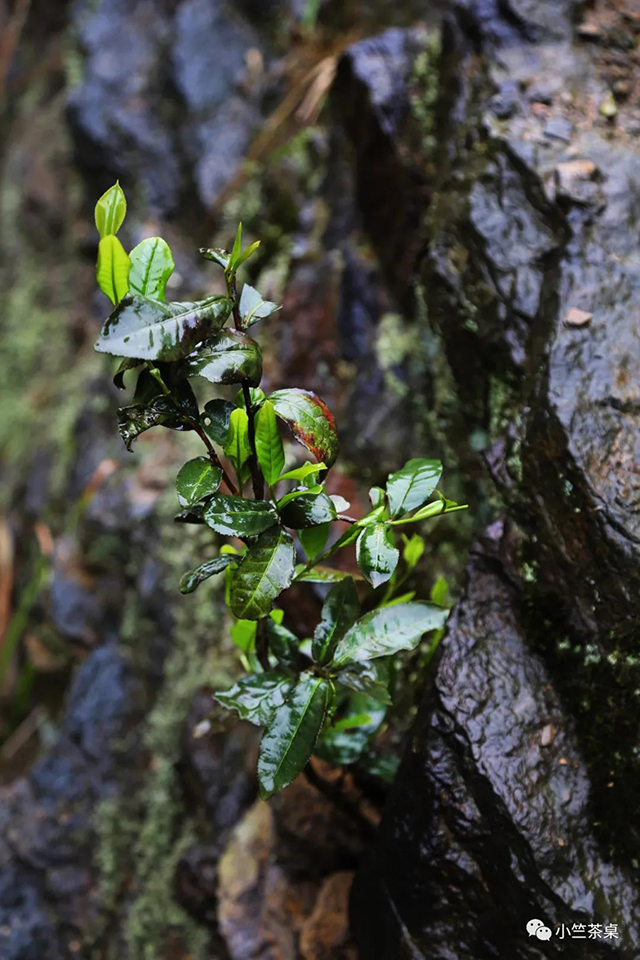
344;0;640;957
355;529;640;960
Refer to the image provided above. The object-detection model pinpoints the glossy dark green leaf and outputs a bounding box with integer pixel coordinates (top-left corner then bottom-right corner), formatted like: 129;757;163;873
223;408;252;484
265;619;299;669
215;672;292;725
276;484;322;510
179;554;237;593
230;527;296;620
95;182;126;238
315;693;386;765
182;330;262;387
312;577;359;665
298;523;329;561
203;398;234;446
332;602;448;668
337;660;392;704
255;401;285;487
204;494;278;538
279;488;337;529
116;382;197;450
129;237;175;300
174;503;207;525
257;673;331;798
95;294;232;361
386;458;442;518
356;523;399;588
199;247;229;269
96;235;131;305
113;357;142;389
269;389;338;467
239;283;280;327
176;457;222;507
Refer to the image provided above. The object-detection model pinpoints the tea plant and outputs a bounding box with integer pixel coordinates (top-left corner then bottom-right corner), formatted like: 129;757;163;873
93;183;467;798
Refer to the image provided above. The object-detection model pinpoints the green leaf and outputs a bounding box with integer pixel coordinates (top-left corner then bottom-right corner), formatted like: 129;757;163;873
257;673;331;798
269;389;339;467
265;619;299;669
332;602;449;668
129;237;175;300
294;564;364;584
275;462;327;484
215;672;292;726
369;486;386;508
279;488;337;529
316;693;386;766
95;294;232;361
299;523;329;560
113;357;142;389
356;523;399;588
356;505;386;528
199;247;229;269
230;527;296;620
255;401;285;486
235;240;261;271
203;399;234;446
95;182;126;238
402;533;425;570
312;577;359;664
239;284;280;327
386;458;442;518
229;222;243;269
96;235;131;305
179;554;237;593
204;494;278;538
337;660;391;704
276;484;322;511
176;457;222;507
230;618;257;652
182;330;262;387
330;495;350;514
234;387;265;410
430;574;450;607
224;408;252;484
116;381;198;450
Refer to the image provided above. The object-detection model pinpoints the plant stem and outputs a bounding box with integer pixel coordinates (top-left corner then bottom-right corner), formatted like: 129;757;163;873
255;619;270;672
190;419;238;496
227;271;264;500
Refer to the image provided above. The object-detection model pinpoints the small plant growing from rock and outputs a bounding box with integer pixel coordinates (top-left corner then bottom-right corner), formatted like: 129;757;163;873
93;183;467;797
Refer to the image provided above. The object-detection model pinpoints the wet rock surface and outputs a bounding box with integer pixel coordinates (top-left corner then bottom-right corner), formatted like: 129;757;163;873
346;0;640;957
